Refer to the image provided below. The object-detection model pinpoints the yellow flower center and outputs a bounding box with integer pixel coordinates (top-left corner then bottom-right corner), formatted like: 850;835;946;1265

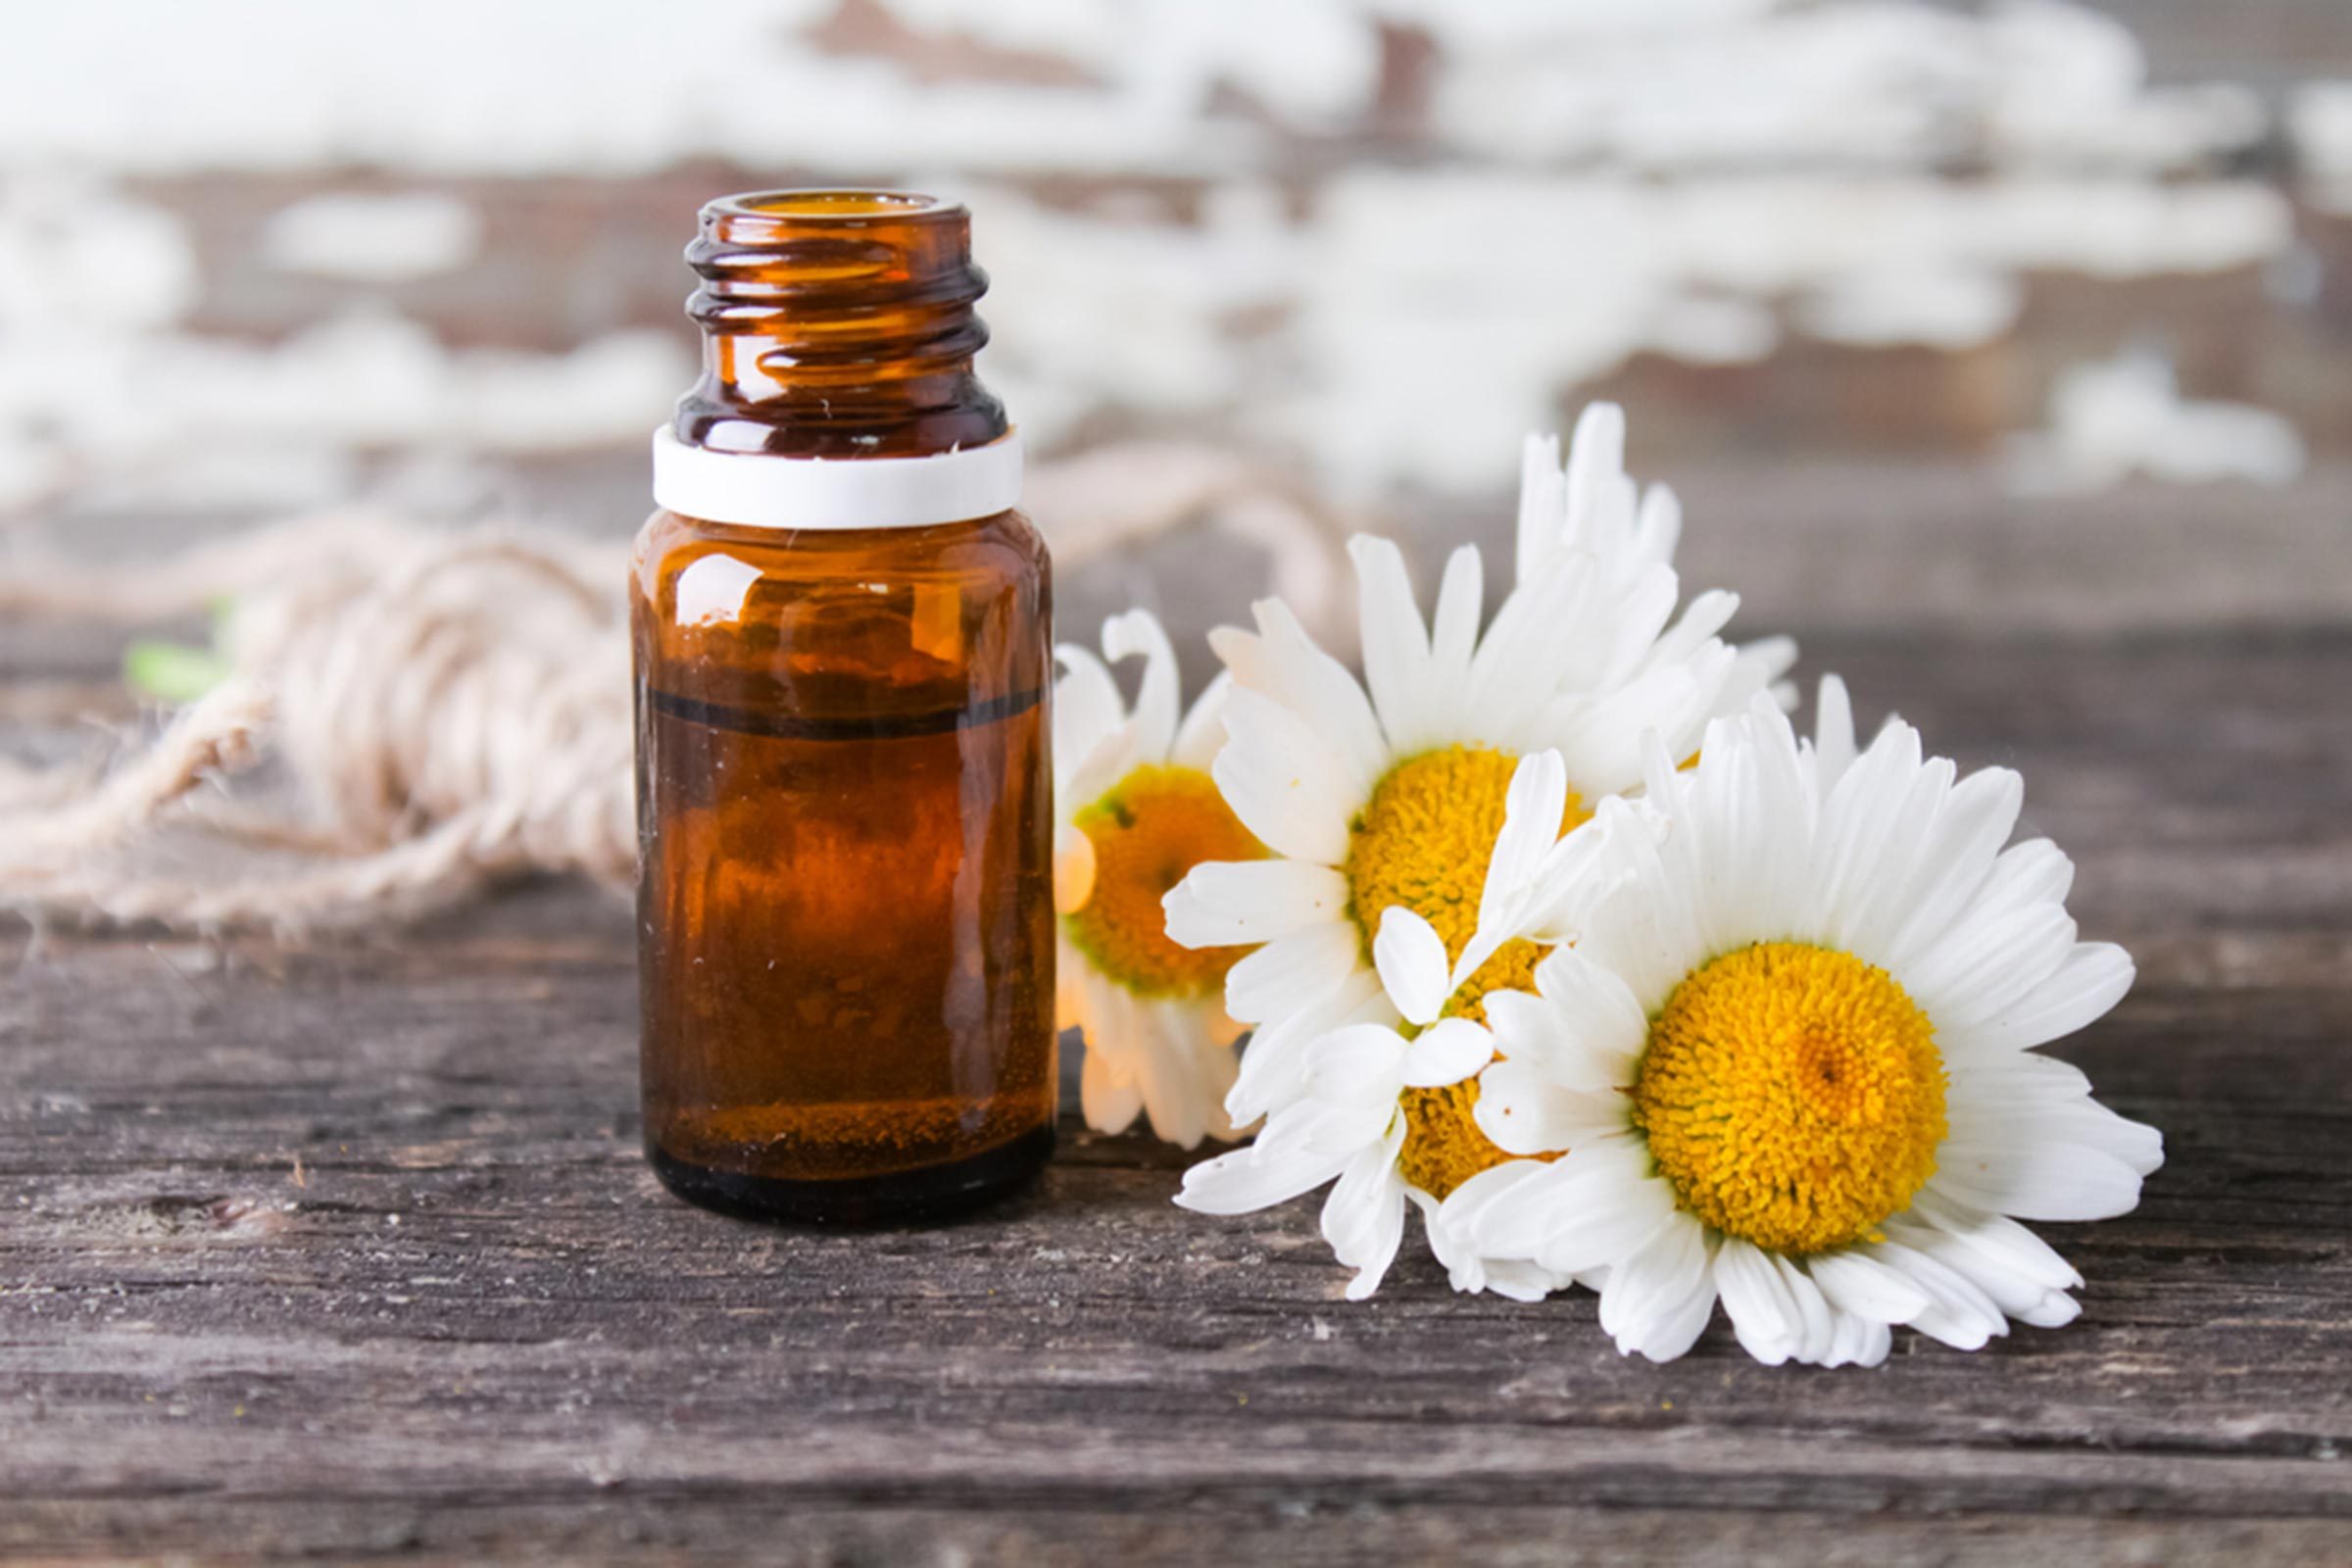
1349;746;1590;1201
1395;1077;1494;1200
1346;746;1590;960
1443;939;1544;1027
1633;942;1947;1255
1063;763;1266;999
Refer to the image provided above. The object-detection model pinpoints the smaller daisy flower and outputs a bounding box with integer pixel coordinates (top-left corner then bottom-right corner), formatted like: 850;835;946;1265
1174;752;1611;1298
1440;680;2162;1366
1055;610;1263;1149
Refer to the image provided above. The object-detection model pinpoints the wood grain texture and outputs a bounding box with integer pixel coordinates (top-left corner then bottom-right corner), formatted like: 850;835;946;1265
2;628;2348;1565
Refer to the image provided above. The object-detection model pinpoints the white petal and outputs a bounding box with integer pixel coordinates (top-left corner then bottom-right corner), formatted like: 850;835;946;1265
1644;584;1736;669
1931;1138;2149;1222
1946;1048;2096;1103
1714;1239;1804;1366
1628;1274;1722;1364
1870;1241;2009;1351
1947;1075;2165;1179
1175;1135;1348;1217
1515;811;1625;944
1771;1254;1838;1366
1455;1157;1574;1260
1962;838;2079;926
1807;1249;1934;1325
1631;478;1684;576
1491;751;1571;906
1513;429;1567;585
1500;945;1647;1086
1292;1094;1404;1163
1471;1057;1613;1155
1909;1190;2083;1292
1324;1133;1409;1299
1836;753;1960;959
1584;565;1683;696
1170;671;1235;772
1349;534;1435;752
1598;1215;1714;1361
1079;1038;1145;1137
2010;1291;2082;1330
1563;403;1629;562
1901;904;2078;1034
1946;942;2134;1054
1372;905;1452;1026
1200;1040;1247;1142
1432;1159;1558;1270
1300;1022;1412;1104
1573;794;1713;1011
1130;1002;1217;1151
1054;822;1097;916
1076;970;1135;1067
1226;966;1389;1125
1453;1254;1566;1303
1063;731;1138;813
1738;637;1802;716
1164;860;1348;950
1544;651;1732;801
1879;765;2026;973
1455;750;1571;980
1808;717;1932;952
1053;643;1126;786
1520;1160;1679;1278
1054;937;1087;1031
1811;675;1858;791
1398;1016;1494;1089
1886;1207;2081;1328
1211;687;1359;866
1681;698;1812;953
1205;623;1265;689
1246;593;1388;794
1223;919;1363;1026
1102;608;1182;763
1427;545;1484;698
1829;1315;1893;1368
1463;553;1602;748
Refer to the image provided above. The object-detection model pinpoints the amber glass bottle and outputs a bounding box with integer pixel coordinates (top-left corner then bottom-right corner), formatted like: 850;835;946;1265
631;191;1054;1225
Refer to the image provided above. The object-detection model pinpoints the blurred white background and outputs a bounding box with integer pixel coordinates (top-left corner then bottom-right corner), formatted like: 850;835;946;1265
2;0;2348;642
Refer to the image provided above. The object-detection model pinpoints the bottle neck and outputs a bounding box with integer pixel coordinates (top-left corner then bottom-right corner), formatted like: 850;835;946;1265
673;191;1008;462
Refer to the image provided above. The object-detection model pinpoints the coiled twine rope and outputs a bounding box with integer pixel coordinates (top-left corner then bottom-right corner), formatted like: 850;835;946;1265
0;444;1353;934
0;515;635;931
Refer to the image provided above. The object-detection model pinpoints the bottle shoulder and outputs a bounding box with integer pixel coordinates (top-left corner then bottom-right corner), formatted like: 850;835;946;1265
631;507;1051;702
633;507;1045;593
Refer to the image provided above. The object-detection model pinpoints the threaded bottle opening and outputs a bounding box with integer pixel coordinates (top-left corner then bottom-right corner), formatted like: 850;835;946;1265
710;189;957;223
675;188;1006;461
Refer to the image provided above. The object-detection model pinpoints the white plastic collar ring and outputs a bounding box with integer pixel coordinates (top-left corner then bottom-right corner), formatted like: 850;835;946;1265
652;426;1023;529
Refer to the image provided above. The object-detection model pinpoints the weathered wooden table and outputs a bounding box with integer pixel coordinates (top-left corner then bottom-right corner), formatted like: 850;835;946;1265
4;464;2350;1563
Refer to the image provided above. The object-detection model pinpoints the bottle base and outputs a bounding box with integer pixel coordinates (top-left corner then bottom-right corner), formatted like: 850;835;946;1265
646;1122;1054;1227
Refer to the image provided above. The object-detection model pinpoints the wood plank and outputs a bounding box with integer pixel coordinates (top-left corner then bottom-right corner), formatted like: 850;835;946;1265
2;627;2348;1564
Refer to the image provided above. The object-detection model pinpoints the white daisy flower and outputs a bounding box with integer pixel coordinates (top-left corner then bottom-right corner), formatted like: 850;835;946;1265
1175;752;1611;1298
1442;679;2163;1367
1164;416;1783;1146
1054;610;1263;1149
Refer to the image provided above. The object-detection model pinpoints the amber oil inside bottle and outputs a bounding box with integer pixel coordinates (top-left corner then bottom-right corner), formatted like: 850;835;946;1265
632;190;1054;1225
